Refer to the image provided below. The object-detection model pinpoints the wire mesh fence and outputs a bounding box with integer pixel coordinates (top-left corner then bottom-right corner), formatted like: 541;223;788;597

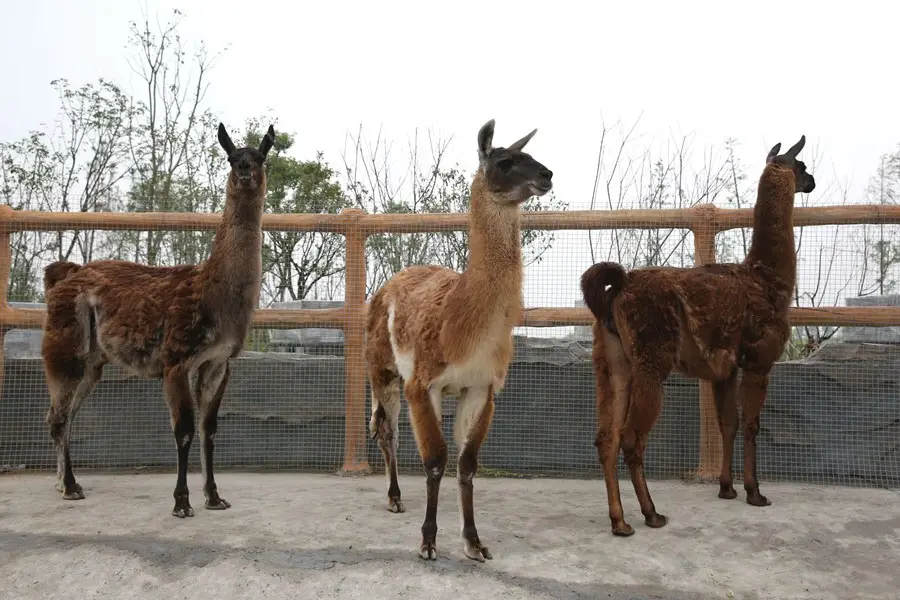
1;201;899;489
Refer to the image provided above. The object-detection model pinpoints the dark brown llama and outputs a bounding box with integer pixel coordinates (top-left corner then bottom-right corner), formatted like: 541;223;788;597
580;136;815;536
366;119;553;561
42;122;275;517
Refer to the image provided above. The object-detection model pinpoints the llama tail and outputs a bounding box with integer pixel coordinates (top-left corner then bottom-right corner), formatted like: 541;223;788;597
580;261;627;322
44;261;82;293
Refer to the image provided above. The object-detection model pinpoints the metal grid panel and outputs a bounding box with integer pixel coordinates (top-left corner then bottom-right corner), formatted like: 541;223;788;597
1;122;898;492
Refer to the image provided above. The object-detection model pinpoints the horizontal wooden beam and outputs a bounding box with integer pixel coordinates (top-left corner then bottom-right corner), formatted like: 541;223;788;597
0;307;347;330
714;204;900;230
521;306;900;328
4;204;900;235
3;305;898;331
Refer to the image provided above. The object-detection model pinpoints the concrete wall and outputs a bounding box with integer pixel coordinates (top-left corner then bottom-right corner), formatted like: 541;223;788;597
1;338;898;487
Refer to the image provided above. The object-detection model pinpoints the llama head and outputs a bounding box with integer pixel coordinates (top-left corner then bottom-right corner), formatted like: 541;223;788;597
765;135;816;194
476;119;554;205
218;123;275;192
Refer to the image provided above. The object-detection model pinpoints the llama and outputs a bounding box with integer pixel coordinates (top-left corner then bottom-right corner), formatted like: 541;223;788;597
366;119;553;561
580;136;815;536
41;122;274;517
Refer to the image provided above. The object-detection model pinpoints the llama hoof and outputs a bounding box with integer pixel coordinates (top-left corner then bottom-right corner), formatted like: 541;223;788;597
464;539;492;562
62;483;85;501
611;522;635;537
419;540;437;561
746;492;771;507
644;513;668;528
55;480;64;493
387;497;405;513
718;484;738;500
172;505;195;518
205;497;231;510
172;496;195;518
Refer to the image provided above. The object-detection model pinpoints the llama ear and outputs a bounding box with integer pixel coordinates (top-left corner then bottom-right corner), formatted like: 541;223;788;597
478;119;495;161
258;125;276;158
507;128;538;153
785;135;806;159
218;123;236;157
766;142;781;164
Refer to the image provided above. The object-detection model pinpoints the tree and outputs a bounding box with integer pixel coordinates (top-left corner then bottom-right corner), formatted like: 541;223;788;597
0;78;133;301
118;8;225;266
857;147;900;296
586;116;730;270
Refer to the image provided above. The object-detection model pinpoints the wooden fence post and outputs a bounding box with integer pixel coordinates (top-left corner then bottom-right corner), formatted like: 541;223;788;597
340;208;371;473
0;208;11;403
692;204;722;480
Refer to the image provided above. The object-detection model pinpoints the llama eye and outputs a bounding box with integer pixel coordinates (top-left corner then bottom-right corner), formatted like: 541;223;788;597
496;158;513;173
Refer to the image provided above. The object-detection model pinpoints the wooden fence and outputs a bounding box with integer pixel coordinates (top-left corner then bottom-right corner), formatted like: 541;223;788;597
2;202;900;478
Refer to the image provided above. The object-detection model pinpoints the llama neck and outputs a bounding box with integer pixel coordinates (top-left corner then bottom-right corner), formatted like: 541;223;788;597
462;174;524;296
205;184;264;292
744;165;796;287
439;172;525;364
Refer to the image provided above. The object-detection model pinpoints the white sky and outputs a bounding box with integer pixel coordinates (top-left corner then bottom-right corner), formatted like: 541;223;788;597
3;0;900;320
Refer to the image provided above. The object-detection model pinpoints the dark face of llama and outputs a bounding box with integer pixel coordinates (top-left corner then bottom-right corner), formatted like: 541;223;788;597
766;135;816;194
477;119;554;205
217;123;276;191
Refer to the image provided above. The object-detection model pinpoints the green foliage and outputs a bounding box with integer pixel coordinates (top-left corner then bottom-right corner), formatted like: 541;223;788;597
242;119;351;302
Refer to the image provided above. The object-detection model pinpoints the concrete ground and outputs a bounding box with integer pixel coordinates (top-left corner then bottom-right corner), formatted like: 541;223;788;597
0;473;897;600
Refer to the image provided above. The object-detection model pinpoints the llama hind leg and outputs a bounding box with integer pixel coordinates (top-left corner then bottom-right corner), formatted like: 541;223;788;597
594;331;633;536
405;379;447;560
622;372;667;529
454;385;495;562
164;364;196;518
713;371;739;499
621;429;667;529
369;369;404;513
197;360;231;510
45;362;103;500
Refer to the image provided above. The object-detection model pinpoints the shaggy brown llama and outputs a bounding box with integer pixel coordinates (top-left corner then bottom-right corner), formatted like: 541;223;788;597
42;123;275;517
366;119;553;561
580;136;815;536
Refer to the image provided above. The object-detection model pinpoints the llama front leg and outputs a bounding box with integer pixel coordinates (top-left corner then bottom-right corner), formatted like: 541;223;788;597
405;379;447;560
164;364;196;518
369;371;404;512
713;371;739;499
739;370;771;507
197;360;231;510
454;385;495;562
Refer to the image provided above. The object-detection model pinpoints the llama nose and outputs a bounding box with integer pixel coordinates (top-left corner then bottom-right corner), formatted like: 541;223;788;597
540;168;553;180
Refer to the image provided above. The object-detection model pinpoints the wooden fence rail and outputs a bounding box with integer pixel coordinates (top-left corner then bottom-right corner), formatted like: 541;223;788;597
2;202;900;477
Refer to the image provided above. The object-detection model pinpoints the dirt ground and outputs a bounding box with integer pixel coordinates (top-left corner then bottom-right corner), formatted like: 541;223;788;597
0;472;897;600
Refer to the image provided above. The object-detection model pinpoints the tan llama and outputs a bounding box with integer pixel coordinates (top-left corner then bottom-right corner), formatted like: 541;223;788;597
366;119;553;561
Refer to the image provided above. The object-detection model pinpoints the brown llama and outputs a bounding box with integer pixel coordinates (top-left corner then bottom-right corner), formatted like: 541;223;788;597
366;119;553;561
41;122;275;517
580;136;815;536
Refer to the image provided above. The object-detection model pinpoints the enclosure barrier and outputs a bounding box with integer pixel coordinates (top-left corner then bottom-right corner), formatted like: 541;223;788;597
2;202;900;478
